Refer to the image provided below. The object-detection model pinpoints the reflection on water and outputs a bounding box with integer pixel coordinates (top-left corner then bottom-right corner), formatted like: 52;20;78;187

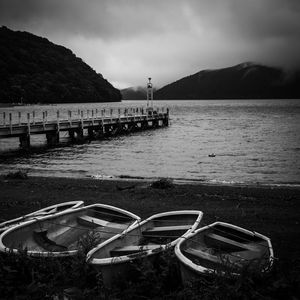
0;99;300;186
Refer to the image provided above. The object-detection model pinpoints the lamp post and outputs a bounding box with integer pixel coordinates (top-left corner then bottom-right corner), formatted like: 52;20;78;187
146;77;153;108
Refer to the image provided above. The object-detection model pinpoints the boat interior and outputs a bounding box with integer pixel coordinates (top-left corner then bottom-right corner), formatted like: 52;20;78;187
2;205;136;253
91;213;198;259
181;224;270;271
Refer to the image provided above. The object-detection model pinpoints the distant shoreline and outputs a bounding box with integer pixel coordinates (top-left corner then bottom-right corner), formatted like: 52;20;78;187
1;99;299;106
121;98;300;101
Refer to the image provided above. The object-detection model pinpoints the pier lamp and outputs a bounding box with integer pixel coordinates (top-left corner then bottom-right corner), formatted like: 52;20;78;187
146;78;154;113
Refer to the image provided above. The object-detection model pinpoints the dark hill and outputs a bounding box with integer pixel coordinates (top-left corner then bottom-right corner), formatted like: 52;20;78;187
121;86;157;100
155;62;300;99
0;26;121;104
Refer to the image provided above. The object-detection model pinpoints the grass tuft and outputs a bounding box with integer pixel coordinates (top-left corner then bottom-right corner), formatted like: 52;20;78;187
0;248;299;299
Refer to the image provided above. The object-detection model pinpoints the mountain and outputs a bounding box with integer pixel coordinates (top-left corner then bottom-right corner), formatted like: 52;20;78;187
121;86;157;100
121;87;146;100
0;26;121;104
154;62;300;99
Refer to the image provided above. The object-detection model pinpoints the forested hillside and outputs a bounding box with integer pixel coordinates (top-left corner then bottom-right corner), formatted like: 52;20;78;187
0;26;121;104
155;63;300;99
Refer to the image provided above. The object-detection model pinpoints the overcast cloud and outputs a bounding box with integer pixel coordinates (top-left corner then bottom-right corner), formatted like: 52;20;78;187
1;0;300;88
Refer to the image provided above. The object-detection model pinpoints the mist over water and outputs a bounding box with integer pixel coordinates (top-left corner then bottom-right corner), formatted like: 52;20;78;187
0;99;299;186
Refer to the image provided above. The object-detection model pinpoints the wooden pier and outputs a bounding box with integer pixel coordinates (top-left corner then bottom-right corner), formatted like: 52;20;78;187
0;107;169;150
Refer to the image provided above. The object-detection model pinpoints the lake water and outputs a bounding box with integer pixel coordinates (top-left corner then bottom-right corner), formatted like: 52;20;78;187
0;99;299;186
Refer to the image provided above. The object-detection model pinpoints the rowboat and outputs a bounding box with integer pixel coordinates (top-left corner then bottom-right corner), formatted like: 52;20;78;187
175;222;274;283
0;204;140;257
0;201;84;234
87;210;203;286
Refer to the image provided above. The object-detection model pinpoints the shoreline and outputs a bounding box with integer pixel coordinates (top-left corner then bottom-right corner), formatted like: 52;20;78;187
93;173;300;188
33;173;300;189
3;171;300;189
1;175;300;263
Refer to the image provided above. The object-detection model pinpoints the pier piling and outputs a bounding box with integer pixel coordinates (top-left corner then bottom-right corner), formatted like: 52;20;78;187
46;131;59;146
19;133;30;150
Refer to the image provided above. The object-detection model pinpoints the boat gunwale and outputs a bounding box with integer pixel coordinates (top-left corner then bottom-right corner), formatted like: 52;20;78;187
0;203;141;257
174;221;274;277
0;200;84;232
86;210;203;266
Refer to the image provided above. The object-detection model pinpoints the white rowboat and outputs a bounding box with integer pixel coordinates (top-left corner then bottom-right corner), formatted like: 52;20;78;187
0;203;140;257
87;210;203;286
175;222;274;284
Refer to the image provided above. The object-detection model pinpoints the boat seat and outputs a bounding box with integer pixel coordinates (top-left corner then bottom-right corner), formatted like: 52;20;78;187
184;248;221;264
33;230;68;252
205;233;260;252
142;225;191;236
183;247;245;269
77;216;126;230
110;244;161;256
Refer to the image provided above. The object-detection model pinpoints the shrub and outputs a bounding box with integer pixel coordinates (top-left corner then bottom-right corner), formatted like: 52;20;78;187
4;169;28;179
151;178;174;189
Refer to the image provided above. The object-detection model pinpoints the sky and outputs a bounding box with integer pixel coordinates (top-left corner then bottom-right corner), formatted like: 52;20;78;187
1;0;300;89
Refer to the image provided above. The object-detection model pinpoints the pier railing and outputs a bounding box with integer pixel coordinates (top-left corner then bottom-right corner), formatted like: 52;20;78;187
0;107;168;127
